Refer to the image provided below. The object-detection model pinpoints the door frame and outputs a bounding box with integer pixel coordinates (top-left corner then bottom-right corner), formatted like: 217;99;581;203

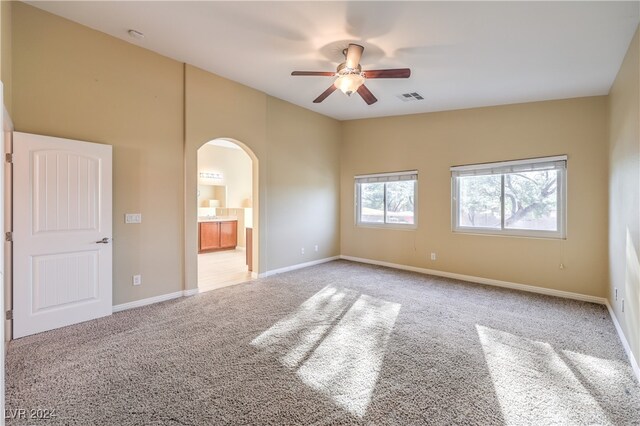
1;83;9;426
4;103;11;343
186;137;261;293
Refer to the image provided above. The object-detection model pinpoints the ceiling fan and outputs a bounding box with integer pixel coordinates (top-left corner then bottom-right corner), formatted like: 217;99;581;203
291;43;411;105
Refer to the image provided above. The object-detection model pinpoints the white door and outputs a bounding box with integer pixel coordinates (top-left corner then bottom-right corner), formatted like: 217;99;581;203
1;82;6;425
13;132;112;338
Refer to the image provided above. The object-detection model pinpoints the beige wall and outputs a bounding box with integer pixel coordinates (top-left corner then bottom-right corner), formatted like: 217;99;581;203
198;144;252;209
342;96;609;297
1;0;12;114
183;65;342;286
609;27;640;365
184;64;267;285
11;4;343;302
12;3;185;305
266;96;341;270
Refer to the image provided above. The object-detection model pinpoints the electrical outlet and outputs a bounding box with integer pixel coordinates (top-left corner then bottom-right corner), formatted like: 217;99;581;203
133;275;142;286
301;247;305;255
559;263;565;270
430;252;436;261
615;288;618;301
125;213;142;224
314;245;319;252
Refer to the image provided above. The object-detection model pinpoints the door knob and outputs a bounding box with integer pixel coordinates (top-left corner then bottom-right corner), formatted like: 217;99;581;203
96;237;110;244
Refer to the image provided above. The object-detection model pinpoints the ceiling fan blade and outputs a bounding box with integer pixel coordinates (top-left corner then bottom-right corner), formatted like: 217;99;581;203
357;85;378;105
291;71;336;76
363;68;411;79
346;43;364;69
313;85;338;103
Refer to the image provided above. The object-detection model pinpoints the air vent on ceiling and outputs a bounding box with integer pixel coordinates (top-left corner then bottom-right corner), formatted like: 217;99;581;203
397;92;424;102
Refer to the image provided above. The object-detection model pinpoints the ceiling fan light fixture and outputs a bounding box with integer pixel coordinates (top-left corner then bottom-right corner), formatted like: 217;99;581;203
334;73;365;96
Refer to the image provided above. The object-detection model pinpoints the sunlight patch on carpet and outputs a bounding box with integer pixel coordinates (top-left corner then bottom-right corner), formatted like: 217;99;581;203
296;294;401;417
476;325;613;425
562;349;640;413
251;285;360;368
252;285;400;417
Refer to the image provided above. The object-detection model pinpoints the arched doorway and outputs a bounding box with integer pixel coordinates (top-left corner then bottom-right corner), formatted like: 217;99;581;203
195;138;258;291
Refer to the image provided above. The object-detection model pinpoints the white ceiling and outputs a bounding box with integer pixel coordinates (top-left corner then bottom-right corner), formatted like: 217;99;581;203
27;1;640;121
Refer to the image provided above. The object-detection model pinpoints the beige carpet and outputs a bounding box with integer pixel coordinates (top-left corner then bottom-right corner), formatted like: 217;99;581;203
6;260;640;425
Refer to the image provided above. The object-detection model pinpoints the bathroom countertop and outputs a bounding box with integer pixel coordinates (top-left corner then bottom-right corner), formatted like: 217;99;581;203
197;216;238;223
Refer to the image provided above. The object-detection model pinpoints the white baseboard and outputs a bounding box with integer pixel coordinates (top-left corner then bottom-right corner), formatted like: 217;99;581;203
604;301;640;383
183;288;199;297
259;256;340;278
339;255;607;305
112;290;192;313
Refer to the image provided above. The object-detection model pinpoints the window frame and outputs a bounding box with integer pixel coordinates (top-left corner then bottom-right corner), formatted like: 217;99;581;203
355;171;418;230
451;156;567;239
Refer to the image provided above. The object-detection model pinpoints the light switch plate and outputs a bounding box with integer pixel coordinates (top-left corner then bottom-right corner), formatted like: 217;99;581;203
125;213;142;224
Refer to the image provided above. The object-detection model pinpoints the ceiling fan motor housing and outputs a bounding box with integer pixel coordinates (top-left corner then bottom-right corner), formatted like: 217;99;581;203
336;62;362;75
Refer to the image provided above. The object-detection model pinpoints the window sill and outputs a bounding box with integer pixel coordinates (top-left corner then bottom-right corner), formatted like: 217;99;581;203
452;228;566;240
357;223;418;231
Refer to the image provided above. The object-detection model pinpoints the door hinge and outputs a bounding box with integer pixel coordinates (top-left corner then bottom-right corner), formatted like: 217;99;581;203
5;231;12;242
5;153;13;163
5;310;12;320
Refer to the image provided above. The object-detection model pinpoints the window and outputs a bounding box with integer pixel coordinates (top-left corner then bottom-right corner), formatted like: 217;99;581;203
355;171;417;228
451;156;566;238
